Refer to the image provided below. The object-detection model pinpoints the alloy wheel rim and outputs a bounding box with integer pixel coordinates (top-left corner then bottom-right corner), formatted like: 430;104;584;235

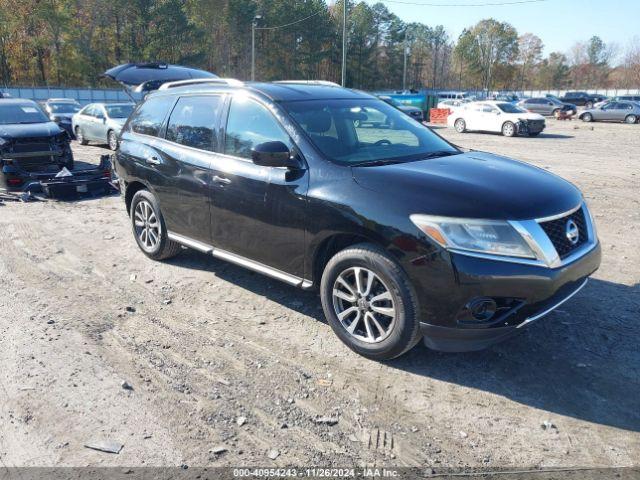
76;129;83;142
109;132;117;150
455;120;464;132
332;267;396;344
504;123;514;136
134;200;160;252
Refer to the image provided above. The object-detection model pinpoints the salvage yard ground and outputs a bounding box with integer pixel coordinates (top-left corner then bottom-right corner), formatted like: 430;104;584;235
0;119;638;470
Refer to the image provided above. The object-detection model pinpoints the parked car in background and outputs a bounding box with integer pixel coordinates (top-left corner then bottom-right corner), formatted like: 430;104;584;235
437;91;469;101
43;98;82;137
518;97;577;117
594;94;640;109
579;101;640;124
449;101;546;137
114;80;600;359
0;98;74;191
437;99;469;111
72;102;135;150
377;95;424;122
559;91;607;108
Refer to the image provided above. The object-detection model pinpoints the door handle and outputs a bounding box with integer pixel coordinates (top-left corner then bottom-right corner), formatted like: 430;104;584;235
146;155;161;165
213;175;231;185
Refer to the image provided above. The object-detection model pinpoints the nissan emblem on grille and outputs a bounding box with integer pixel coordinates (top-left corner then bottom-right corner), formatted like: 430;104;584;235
566;219;580;245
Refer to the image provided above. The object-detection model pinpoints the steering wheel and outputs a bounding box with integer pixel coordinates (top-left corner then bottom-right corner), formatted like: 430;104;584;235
374;139;392;146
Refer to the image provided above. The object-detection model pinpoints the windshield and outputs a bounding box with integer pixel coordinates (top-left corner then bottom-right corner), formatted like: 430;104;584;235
0;103;49;124
497;103;527;114
106;104;134;118
49;103;81;114
283;99;458;166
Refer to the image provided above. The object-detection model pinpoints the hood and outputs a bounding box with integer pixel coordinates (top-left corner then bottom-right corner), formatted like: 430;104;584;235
352;151;582;220
50;113;75;121
516;112;545;121
0;122;63;140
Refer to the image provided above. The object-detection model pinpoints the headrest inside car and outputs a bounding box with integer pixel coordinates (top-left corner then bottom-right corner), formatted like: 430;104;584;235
305;111;332;133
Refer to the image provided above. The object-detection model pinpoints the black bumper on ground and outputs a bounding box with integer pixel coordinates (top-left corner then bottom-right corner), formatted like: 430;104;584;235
419;242;601;352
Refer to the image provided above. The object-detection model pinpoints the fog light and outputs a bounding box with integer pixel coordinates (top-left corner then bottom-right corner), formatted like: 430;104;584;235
466;297;497;322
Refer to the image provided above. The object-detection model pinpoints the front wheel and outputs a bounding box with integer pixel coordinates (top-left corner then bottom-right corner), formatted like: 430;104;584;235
502;121;516;137
320;243;422;360
454;118;466;133
552;108;561;118
130;190;182;261
75;127;88;145
581;113;593;122
108;130;118;150
625;114;637;124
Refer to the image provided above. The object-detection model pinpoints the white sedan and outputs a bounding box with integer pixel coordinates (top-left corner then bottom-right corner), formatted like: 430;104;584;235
447;101;546;137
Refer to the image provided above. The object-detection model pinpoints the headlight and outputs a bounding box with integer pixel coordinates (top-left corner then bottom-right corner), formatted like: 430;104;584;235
410;215;536;259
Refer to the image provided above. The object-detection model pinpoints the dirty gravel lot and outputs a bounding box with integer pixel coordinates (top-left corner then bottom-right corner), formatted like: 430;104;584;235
0;119;638;471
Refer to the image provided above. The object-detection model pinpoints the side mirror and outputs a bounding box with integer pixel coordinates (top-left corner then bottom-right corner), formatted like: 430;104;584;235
251;141;298;168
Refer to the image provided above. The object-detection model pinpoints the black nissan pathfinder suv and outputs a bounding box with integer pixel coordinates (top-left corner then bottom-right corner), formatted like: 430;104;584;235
114;80;601;360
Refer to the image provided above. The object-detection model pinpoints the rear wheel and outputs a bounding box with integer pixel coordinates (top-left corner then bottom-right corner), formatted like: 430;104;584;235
502;121;516;137
624;114;637;124
108;130;118;150
130;189;182;261
320;243;422;360
552;108;561;118
581;113;593;122
454;118;466;133
75;127;88;145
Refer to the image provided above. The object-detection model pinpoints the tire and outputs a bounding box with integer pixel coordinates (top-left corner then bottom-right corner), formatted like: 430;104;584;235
108;130;118;151
552;108;561;118
501;121;516;137
624;114;637;124
75;126;88;145
581;113;593;122
130;189;182;261
320;243;422;360
454;118;466;133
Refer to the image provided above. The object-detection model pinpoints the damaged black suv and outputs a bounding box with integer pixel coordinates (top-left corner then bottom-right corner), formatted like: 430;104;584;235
115;80;601;360
0;98;74;191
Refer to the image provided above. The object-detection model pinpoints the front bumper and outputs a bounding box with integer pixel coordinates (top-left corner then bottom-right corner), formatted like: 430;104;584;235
419;242;601;352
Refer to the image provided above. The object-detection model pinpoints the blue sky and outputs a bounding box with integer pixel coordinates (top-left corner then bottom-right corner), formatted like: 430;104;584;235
361;0;639;59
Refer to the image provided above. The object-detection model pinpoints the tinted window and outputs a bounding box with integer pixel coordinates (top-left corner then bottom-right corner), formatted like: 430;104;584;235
224;97;291;159
129;96;175;137
497;103;526;113
284;98;457;166
166;96;222;151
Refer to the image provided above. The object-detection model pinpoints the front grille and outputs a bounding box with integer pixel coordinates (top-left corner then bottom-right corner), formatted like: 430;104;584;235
539;207;588;258
526;119;545;131
12;142;54;154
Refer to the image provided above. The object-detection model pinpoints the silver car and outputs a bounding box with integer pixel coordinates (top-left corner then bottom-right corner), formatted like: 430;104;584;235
579;101;640;124
72;102;135;150
518;97;577;117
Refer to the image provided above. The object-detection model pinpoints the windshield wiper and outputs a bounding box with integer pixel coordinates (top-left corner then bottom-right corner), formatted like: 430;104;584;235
419;150;461;160
351;158;406;167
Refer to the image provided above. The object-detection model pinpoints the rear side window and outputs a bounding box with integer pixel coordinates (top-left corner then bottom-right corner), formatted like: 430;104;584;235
128;96;175;137
224;97;291;160
166;96;222;152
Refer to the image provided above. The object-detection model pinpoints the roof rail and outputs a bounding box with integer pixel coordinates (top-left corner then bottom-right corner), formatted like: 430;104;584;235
158;78;244;90
274;80;341;87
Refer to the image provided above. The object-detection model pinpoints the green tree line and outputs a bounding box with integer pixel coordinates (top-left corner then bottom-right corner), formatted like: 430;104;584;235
1;0;639;90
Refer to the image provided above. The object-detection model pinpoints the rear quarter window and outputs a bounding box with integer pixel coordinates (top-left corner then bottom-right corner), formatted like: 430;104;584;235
128;96;175;137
